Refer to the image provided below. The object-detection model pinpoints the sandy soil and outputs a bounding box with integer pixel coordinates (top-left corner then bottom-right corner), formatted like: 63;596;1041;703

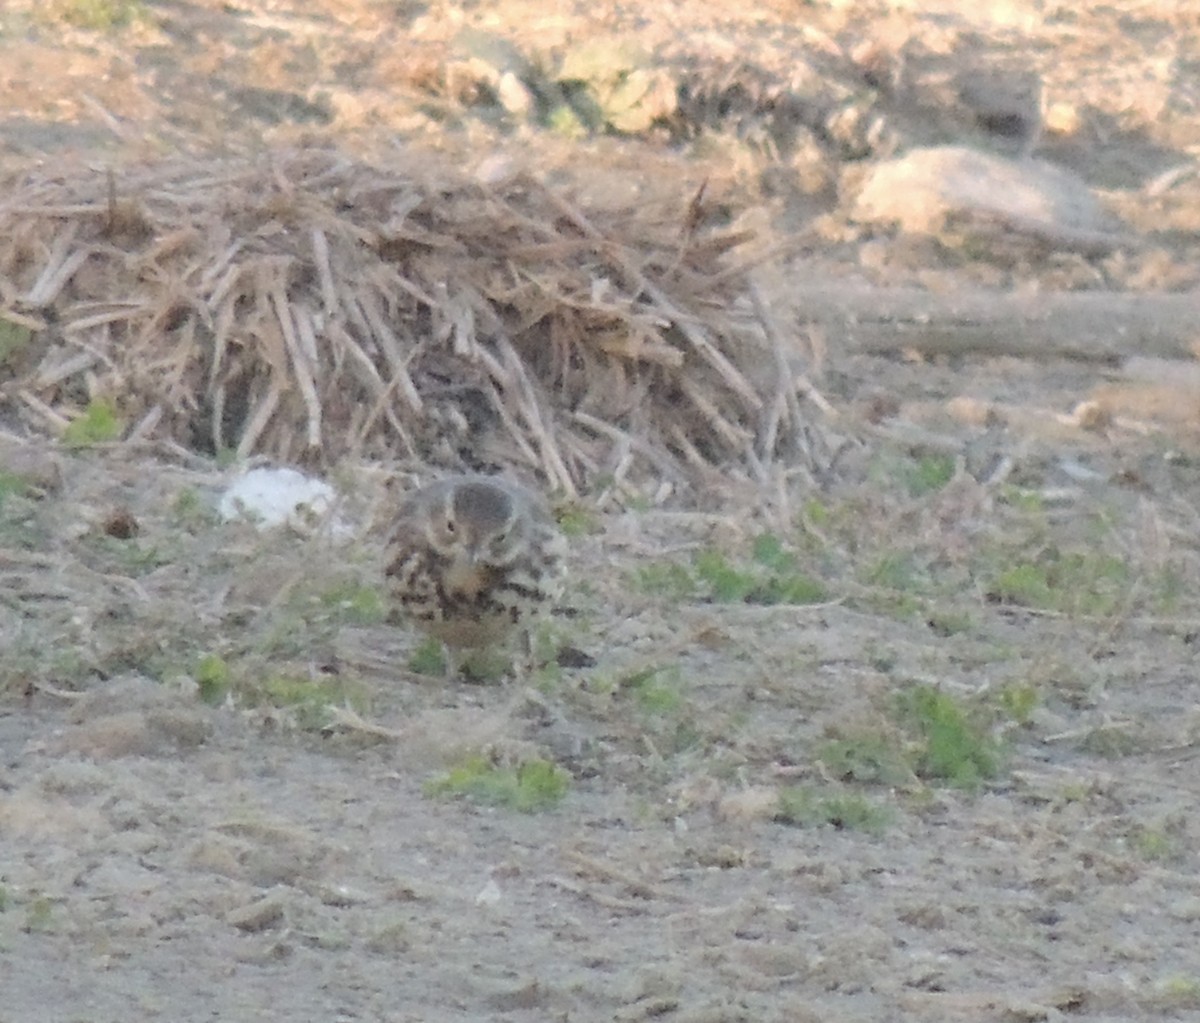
3;1;1200;1021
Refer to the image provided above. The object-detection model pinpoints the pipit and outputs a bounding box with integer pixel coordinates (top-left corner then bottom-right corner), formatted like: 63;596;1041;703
384;474;565;677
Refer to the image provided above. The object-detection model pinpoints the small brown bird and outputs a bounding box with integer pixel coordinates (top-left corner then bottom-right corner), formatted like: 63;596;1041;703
384;474;565;676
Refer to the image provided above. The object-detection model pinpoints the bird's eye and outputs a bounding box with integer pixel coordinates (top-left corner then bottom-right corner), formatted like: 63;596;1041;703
444;517;456;534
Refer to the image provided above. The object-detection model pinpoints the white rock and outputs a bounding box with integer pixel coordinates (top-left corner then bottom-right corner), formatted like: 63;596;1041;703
218;467;337;530
854;145;1114;237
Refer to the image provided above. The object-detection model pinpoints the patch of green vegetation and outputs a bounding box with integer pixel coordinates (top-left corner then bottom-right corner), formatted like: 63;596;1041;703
547;102;588;138
988;563;1054;608
862;640;897;674
693;549;758;602
555;502;598;536
425;755;570;812
871;450;956;497
775;786;891;835
457;648;515;683
696;538;825;605
86;535;174;576
995;681;1039;726
1077;725;1141;758
407;637;447;677
633;561;696;600
895;685;1002;789
926;607;975;637
620;665;684;716
636;535;825;607
0;318;32;367
365;919;411;955
531;661;564;692
1154;565;1186;614
997;485;1045;513
319;582;386;625
865;552;925;593
45;0;145;30
818;733;914;786
1149;975;1200;1010
62;398;123;448
252;673;368;730
554;37;675;134
905;453;957;495
404;640;512;683
985;546;1130;617
21;895;56;934
171;486;218;529
800;497;832;530
194;653;231;705
0;471;32;509
857;588;924;622
1130;824;1178;862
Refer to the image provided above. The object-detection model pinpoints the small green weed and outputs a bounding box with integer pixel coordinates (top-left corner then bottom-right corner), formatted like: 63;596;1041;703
87;535;173;575
633;561;696;600
997;486;1045;513
172;487;218;529
0;471;31;509
45;0;145;30
194;653;231;705
775;786;890;834
697;537;826;605
906;453;956;495
1130;824;1178;862
995;681;1039;726
0;318;31;367
866;552;926;593
985;548;1130;616
22;895;56;934
425;755;570;812
253;674;368;729
408;637;447;676
456;648;514;683
554;37;674;134
988;563;1054;608
800;497;832;530
693;549;757;602
320;582;386;625
555;502;598;536
62;398;123;448
1149;976;1200;1010
619;665;684;715
895;685;1002;789
818;733;914;786
871;450;956;497
926;607;975;636
547;102;588;138
637;535;825;607
1077;725;1141;758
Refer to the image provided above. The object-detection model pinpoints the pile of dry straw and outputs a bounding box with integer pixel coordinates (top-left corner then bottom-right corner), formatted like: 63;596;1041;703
0;146;827;496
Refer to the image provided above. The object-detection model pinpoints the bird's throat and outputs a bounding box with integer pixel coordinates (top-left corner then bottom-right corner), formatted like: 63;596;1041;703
443;554;487;599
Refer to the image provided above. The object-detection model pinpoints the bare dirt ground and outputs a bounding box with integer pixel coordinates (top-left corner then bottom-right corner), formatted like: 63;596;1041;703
3;1;1200;1021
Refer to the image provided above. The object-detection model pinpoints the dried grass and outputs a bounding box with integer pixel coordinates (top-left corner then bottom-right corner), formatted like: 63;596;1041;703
0;146;828;496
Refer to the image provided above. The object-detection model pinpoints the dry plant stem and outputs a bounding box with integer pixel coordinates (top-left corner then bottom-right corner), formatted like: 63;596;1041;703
0;149;827;484
539;184;763;410
793;282;1200;362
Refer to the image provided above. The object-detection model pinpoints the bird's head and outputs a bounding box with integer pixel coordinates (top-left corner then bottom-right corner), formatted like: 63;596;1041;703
428;478;522;567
